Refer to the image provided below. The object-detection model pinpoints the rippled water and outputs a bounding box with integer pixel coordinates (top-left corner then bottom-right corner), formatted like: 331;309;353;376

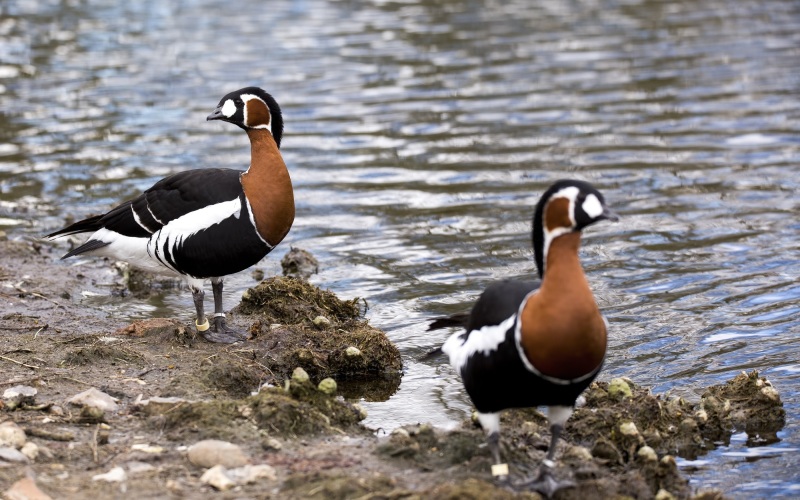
2;0;799;496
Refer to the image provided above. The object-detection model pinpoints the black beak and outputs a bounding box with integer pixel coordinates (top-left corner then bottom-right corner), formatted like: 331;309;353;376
601;207;620;222
207;106;224;121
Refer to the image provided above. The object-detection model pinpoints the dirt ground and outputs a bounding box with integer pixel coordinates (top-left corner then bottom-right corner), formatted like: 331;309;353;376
0;236;785;499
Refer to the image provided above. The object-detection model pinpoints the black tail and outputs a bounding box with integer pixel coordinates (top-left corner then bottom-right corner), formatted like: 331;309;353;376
427;312;470;331
46;215;110;259
419;311;470;361
46;215;105;239
61;239;110;259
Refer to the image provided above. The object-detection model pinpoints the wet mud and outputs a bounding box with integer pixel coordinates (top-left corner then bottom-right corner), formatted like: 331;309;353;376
0;237;785;499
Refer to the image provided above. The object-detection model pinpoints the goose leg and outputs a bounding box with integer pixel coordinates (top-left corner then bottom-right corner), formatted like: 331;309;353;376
205;277;247;343
519;406;576;498
477;412;509;484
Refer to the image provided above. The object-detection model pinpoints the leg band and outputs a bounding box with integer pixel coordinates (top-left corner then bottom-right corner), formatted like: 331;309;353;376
195;319;210;332
491;463;509;477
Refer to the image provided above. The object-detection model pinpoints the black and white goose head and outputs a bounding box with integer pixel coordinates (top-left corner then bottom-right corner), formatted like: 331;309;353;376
531;179;618;278
207;86;284;147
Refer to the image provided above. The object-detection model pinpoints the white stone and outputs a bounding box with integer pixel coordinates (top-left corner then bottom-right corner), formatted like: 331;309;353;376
92;466;127;482
200;465;235;491
761;386;780;402
21;442;39;461
345;346;362;357
187;440;249;468
637;445;658;462
3;385;37;404
0;421;26;449
131;443;164;454
67;388;119;412
619;421;640;437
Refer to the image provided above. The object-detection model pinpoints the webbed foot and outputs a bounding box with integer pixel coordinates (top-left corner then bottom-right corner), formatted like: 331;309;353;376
195;316;248;343
517;464;575;499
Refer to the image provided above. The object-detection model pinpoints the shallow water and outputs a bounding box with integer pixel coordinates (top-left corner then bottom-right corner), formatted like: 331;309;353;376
1;0;799;496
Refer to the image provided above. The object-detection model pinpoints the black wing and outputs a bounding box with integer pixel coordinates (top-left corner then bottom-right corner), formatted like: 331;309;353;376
47;169;244;240
140;168;243;227
423;279;539;360
465;279;540;332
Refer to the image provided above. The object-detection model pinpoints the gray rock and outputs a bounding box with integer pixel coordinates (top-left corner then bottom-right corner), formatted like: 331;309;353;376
67;388;119;412
0;446;29;463
2;385;37;408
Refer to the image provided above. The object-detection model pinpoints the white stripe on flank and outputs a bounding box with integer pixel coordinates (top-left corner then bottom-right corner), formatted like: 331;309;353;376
443;314;516;372
88;228;168;275
131;204;152;233
146;203;164;226
147;197;242;261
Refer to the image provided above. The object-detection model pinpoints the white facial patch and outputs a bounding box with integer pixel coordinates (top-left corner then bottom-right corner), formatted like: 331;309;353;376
240;94;272;131
582;194;604;219
221;99;237;118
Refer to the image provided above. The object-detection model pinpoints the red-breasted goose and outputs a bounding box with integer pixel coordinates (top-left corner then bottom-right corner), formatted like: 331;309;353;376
428;179;618;497
47;87;294;343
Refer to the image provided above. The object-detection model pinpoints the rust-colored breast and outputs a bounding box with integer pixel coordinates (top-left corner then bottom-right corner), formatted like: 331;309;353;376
241;129;295;247
519;232;607;380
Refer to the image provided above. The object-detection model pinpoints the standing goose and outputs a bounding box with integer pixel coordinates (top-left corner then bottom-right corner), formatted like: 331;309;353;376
428;179;617;497
47;87;294;344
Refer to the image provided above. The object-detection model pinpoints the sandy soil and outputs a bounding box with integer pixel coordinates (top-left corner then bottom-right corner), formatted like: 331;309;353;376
0;236;784;499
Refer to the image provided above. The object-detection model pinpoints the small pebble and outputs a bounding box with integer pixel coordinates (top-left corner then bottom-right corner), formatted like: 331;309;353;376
353;402;368;420
317;378;337;395
608;378;633;400
679;418;698;433
187;439;250;468
201;465;235;491
564;445;593;461
291;367;310;384
345;346;362;357
312;316;331;328
68;388;119;412
637;445;658;462
619;421;640;437
0;446;29;463
0;421;27;449
3;385;37;408
655;489;677;500
80;405;106;423
92;466;126;483
390;428;410;440
21;442;39;461
261;437;282;451
760;386;780;403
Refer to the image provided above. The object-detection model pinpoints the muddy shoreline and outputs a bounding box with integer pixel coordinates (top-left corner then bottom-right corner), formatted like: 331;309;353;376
0;237;785;499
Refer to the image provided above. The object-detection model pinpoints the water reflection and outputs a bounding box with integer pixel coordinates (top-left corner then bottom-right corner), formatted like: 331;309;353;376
1;0;799;496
